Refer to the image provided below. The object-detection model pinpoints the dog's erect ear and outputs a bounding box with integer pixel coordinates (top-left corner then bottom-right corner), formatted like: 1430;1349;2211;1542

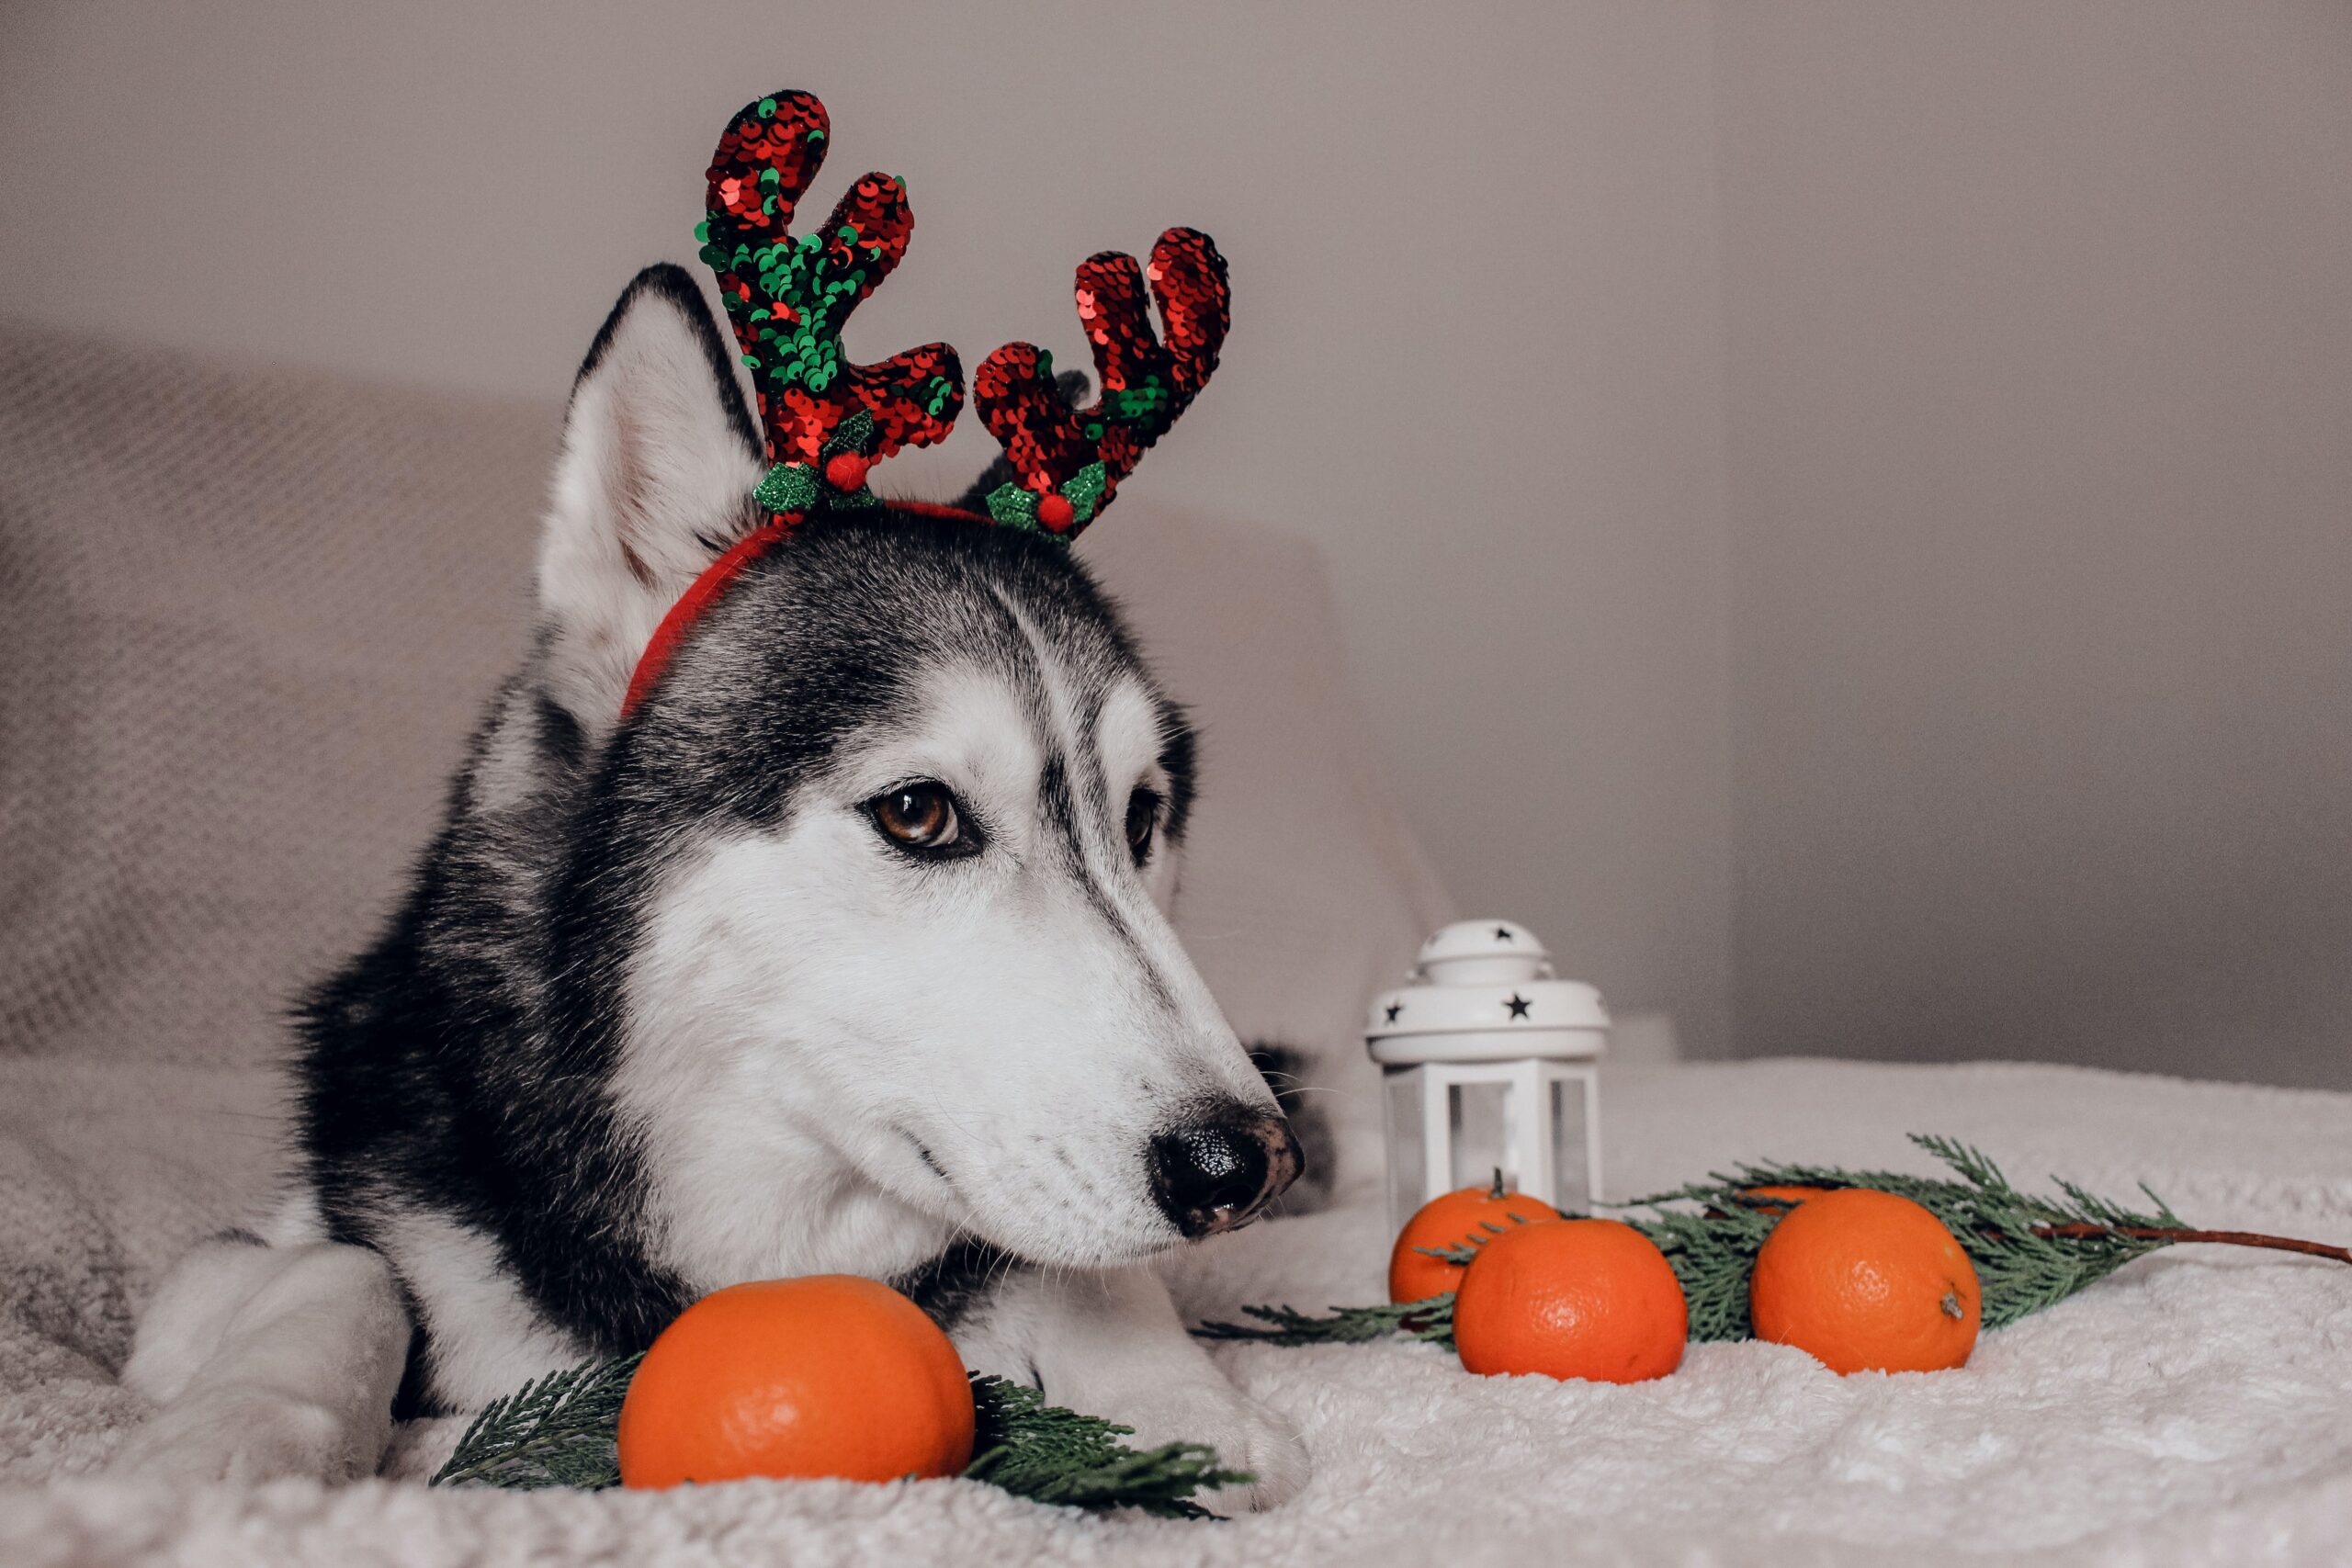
537;264;764;732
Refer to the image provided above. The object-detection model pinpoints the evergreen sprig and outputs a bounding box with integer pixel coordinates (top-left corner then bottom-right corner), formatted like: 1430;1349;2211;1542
1194;1134;2346;1348
431;1364;1250;1517
430;1354;642;1489
1195;1297;1460;1348
964;1374;1252;1517
1635;1132;2184;1337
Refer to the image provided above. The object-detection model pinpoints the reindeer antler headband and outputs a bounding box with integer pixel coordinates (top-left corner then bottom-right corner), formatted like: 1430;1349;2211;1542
621;89;1230;717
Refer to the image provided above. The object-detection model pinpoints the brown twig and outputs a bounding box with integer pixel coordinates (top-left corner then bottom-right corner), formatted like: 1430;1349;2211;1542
2032;1223;2352;1265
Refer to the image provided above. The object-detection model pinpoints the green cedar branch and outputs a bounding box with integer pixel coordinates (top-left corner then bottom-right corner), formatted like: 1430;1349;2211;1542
430;1355;641;1489
431;1366;1250;1517
1193;1134;2349;1348
1195;1298;1460;1349
965;1373;1253;1517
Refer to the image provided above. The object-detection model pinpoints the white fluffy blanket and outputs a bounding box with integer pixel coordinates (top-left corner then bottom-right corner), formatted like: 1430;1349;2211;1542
4;1055;2350;1567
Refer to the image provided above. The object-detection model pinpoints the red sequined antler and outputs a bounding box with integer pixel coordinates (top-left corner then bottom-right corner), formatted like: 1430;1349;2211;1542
700;91;963;481
625;92;967;721
972;228;1231;538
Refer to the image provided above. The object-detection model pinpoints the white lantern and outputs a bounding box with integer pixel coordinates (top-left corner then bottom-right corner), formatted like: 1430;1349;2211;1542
1366;919;1607;1230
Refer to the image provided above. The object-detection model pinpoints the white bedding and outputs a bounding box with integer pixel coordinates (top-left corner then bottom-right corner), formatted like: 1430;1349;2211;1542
6;1054;2349;1567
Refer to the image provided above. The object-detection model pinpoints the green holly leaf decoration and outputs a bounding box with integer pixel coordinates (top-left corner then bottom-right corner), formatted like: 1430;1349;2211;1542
753;462;819;514
981;462;1107;542
821;407;876;460
1059;462;1109;525
984;482;1044;531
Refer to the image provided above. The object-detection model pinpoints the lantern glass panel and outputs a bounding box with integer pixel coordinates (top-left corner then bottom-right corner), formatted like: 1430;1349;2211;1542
1448;1077;1511;1191
1551;1075;1593;1212
1385;1069;1425;1227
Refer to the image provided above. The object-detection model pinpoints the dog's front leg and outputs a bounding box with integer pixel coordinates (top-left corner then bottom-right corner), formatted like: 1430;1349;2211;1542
954;1262;1308;1511
113;1235;409;1483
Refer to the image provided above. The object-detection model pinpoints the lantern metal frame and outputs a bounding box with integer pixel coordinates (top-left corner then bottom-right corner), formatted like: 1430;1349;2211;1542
1382;1057;1604;1226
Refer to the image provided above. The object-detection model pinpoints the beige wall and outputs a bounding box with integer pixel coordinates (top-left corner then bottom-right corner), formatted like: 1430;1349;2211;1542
0;1;1738;1056
9;2;2346;1087
1716;2;2352;1087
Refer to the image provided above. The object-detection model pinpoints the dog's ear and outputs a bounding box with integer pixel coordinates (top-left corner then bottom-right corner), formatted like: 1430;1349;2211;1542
537;264;764;732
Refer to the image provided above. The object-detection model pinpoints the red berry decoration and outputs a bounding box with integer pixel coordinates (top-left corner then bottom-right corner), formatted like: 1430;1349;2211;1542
1036;493;1077;532
824;452;871;493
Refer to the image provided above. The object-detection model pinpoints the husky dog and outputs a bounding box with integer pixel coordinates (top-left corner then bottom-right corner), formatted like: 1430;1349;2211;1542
112;265;1312;1506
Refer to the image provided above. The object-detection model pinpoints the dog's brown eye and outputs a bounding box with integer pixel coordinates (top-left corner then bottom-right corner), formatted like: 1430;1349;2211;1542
870;783;976;858
1125;788;1162;863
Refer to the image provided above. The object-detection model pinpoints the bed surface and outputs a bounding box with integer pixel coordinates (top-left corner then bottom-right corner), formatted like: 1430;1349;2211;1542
3;1054;2350;1566
5;322;2349;1563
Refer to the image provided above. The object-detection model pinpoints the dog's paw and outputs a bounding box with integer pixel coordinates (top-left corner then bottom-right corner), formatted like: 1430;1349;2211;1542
1108;1376;1310;1512
110;1385;366;1483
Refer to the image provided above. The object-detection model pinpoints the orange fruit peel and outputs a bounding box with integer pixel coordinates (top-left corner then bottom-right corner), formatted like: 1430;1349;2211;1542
617;1275;975;1488
1748;1188;1983;1374
1453;1217;1688;1383
1388;1170;1563;1304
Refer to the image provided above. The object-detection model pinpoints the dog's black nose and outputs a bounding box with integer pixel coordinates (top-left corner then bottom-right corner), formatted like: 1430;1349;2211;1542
1148;1108;1304;1238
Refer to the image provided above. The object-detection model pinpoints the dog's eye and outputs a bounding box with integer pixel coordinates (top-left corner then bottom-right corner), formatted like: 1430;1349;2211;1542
869;783;978;859
1125;788;1162;864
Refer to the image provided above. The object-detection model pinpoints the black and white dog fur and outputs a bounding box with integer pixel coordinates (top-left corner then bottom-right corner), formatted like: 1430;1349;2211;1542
113;265;1312;1506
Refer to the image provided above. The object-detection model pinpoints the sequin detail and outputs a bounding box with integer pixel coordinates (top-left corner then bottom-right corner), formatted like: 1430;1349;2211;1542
971;229;1230;538
699;90;963;479
628;89;1234;721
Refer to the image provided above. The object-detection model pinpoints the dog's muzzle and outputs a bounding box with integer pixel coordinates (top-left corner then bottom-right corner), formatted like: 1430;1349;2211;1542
1148;1107;1304;1238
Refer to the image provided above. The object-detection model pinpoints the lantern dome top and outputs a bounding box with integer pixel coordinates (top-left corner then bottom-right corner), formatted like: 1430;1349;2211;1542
1367;919;1610;1065
1416;919;1552;984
